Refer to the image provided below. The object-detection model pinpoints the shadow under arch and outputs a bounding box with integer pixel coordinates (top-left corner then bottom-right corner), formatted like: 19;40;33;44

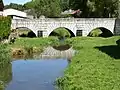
16;27;36;38
49;27;75;38
88;27;113;37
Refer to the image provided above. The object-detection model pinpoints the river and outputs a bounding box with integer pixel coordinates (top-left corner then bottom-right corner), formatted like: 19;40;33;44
1;46;75;90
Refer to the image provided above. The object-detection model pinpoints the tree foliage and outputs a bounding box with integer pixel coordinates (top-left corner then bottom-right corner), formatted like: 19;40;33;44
32;0;61;18
87;0;119;17
61;0;119;17
0;16;11;40
4;0;119;18
4;3;25;11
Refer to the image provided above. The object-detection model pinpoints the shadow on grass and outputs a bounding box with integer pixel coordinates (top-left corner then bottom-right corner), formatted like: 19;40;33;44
95;45;120;59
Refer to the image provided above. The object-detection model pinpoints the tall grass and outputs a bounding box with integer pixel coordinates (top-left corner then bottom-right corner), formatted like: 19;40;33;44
10;37;60;57
0;44;11;90
0;44;11;66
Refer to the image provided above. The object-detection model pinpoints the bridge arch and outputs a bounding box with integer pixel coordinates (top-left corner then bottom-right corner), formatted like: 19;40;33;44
49;27;75;38
11;18;116;37
15;27;37;37
88;27;113;37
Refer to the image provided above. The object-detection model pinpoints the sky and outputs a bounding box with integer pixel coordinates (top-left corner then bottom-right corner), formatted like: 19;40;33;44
3;0;32;5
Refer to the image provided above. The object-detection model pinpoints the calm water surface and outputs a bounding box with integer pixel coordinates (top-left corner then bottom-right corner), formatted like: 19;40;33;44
1;46;75;90
5;59;68;90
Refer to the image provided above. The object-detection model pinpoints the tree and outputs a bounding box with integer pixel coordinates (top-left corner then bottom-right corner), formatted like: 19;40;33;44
4;3;25;11
60;0;69;11
32;0;61;18
23;1;34;9
87;0;119;17
68;0;119;18
68;0;89;17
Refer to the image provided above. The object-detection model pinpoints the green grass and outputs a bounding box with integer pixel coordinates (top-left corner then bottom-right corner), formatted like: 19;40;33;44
0;44;11;65
56;36;120;90
0;44;11;90
10;37;59;48
9;37;60;55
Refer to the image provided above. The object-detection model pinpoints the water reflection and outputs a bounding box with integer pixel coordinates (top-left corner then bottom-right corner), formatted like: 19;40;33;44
12;46;75;60
0;62;12;90
36;46;75;60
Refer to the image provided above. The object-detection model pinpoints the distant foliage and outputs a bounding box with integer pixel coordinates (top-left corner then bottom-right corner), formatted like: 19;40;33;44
49;27;71;39
0;16;11;40
4;3;25;11
88;28;102;37
88;28;113;37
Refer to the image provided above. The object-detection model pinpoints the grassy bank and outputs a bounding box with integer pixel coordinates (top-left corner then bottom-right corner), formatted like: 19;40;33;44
0;44;11;90
9;37;59;57
57;36;120;90
0;44;11;66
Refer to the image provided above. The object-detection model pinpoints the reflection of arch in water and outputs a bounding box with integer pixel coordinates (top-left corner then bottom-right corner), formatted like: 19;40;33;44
88;27;113;37
16;27;36;38
0;62;12;89
40;46;75;60
53;44;71;51
49;27;75;38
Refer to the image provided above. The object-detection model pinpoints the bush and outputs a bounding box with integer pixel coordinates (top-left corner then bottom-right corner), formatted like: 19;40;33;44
0;44;11;64
0;16;11;40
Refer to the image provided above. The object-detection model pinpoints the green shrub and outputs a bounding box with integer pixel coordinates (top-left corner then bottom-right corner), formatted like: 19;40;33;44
0;44;11;65
88;28;102;37
0;16;11;40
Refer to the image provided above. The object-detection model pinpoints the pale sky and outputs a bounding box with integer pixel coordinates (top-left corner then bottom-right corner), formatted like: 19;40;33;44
3;0;32;5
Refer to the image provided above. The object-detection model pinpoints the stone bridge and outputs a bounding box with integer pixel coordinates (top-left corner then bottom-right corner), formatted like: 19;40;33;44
11;18;117;37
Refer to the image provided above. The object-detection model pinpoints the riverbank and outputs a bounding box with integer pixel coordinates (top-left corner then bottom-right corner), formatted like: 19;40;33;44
0;44;11;89
0;44;11;65
9;37;59;58
57;36;120;90
0;37;60;89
